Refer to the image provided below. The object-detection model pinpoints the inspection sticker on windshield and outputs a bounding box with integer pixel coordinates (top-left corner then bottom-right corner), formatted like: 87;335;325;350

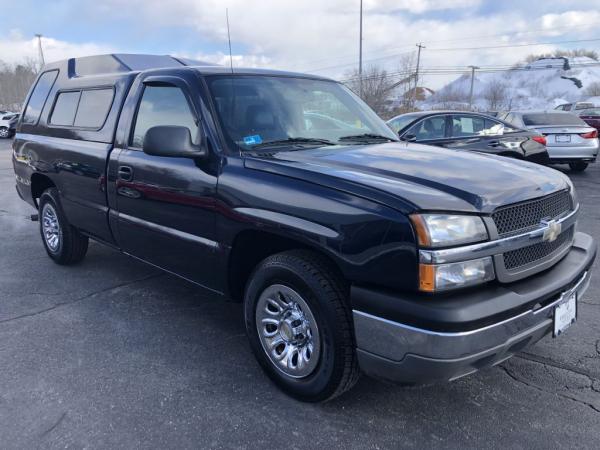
244;135;263;146
553;291;577;337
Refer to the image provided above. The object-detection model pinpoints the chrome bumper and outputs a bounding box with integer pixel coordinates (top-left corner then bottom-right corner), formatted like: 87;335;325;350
353;233;596;384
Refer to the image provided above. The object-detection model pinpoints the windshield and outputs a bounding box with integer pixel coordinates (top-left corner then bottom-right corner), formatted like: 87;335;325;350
388;114;420;133
206;75;397;151
522;113;587;127
579;108;600;116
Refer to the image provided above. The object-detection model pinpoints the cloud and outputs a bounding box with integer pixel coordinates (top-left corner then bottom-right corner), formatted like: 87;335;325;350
363;0;481;14
0;31;115;66
1;1;598;91
539;10;600;35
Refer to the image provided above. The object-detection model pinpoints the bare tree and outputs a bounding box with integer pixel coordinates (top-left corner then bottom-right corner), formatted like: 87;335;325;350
344;64;395;116
0;59;38;111
583;81;600;97
390;53;416;107
483;79;508;110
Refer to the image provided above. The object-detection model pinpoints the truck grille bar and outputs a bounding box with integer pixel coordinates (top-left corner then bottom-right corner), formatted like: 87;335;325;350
492;190;572;238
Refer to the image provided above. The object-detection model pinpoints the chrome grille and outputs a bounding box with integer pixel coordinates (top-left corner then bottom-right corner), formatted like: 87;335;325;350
492;190;572;238
503;227;574;271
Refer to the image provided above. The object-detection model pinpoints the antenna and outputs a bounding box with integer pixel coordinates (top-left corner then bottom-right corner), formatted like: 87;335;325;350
226;8;234;73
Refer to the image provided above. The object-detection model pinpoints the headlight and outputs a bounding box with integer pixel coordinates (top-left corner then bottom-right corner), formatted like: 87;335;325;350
419;257;495;292
410;214;488;248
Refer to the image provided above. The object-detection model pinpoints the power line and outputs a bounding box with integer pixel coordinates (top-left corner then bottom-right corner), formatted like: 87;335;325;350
307;36;600;74
338;60;600;83
291;19;600;72
427;37;600;52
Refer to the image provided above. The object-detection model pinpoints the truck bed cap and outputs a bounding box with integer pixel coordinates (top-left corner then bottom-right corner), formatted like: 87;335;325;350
42;53;217;78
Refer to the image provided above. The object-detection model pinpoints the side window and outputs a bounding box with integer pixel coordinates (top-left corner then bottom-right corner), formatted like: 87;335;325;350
451;115;497;137
406;116;446;140
131;85;198;148
74;89;114;128
50;91;81;126
23;70;59;124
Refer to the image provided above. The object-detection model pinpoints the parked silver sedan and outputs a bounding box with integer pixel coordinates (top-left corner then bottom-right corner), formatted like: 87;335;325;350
499;110;598;172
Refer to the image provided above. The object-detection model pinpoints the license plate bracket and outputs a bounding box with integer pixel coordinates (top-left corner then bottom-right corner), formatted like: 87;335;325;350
553;292;577;337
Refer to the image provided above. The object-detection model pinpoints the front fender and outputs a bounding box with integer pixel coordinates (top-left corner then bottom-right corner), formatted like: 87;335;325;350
217;160;418;291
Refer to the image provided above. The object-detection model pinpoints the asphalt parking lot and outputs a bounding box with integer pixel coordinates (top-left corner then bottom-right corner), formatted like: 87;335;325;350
0;138;599;449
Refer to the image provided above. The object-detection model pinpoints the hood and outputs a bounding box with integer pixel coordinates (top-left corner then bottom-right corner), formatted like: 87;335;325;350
245;142;569;214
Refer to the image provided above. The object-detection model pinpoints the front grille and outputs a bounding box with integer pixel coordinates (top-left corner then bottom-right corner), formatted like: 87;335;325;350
503;227;574;270
492;190;572;237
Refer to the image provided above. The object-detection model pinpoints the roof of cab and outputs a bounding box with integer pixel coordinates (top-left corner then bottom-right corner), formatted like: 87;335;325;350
42;53;333;81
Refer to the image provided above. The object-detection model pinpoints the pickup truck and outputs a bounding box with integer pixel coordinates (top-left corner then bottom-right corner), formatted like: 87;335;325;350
12;54;596;402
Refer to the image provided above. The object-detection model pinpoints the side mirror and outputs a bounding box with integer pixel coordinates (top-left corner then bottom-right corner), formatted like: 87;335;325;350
402;133;417;142
143;126;207;159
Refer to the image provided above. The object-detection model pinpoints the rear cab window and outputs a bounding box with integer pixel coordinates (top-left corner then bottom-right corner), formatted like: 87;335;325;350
23;70;59;125
523;113;587;127
74;89;114;128
50;91;81;126
579;109;600;116
49;88;114;129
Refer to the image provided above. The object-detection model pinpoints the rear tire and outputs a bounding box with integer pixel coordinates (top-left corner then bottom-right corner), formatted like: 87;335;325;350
569;162;588;172
39;188;89;265
244;250;360;402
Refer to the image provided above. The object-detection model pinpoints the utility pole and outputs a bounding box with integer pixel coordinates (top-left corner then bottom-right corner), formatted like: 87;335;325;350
358;0;363;98
412;43;425;107
468;65;479;110
35;34;45;68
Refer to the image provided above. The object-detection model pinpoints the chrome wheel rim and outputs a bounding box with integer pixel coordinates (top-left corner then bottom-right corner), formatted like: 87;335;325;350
255;284;321;379
42;203;61;252
0;128;8;138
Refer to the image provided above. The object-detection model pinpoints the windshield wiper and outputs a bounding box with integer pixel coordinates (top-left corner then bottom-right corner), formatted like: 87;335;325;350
338;133;397;143
251;137;336;149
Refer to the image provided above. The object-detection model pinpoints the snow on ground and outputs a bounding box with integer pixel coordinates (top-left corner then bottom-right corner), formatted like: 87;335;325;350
421;56;600;111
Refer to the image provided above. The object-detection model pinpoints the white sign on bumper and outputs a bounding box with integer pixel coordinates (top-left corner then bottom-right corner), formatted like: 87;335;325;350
553;291;577;337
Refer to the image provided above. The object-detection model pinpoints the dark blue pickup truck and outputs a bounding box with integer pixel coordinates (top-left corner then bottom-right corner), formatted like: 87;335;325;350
12;54;596;402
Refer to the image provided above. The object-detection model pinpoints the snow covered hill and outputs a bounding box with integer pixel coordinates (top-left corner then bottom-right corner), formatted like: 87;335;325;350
421;56;600;111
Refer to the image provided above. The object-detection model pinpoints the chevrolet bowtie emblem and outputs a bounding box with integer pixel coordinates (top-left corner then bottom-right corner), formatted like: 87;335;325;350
542;219;562;242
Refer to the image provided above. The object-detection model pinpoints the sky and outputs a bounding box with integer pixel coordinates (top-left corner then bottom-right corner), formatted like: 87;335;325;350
1;0;599;89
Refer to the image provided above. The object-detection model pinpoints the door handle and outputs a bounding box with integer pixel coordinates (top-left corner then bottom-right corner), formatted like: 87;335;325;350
118;166;133;181
487;140;501;147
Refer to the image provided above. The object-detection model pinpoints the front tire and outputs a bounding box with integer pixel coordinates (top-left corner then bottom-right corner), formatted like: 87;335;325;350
0;127;9;139
39;188;89;265
569;162;588;172
244;250;360;402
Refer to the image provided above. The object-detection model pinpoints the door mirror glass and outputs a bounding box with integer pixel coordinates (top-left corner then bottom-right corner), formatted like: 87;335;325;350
143;126;207;159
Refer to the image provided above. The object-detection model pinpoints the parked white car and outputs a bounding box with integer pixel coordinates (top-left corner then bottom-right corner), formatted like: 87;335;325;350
555;102;596;112
0;113;19;138
499;110;599;172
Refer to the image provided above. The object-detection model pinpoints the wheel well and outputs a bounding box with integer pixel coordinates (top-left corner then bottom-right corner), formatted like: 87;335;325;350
227;230;340;302
30;174;56;206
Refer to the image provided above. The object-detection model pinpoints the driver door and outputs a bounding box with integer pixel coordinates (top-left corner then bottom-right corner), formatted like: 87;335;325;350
113;74;220;292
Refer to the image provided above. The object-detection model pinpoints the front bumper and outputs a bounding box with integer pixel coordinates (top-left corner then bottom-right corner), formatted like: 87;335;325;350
353;232;596;384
